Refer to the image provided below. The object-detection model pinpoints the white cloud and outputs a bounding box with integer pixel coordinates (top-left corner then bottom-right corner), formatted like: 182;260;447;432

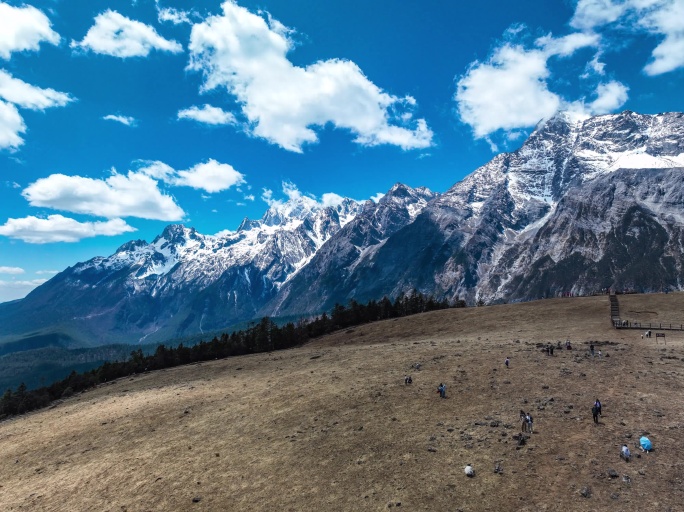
456;44;562;138
0;69;73;110
157;6;192;25
71;10;183;58
583;53;606;77
0;2;60;60
35;269;59;275
0;100;25;149
174;160;245;193
261;182;357;213
103;114;137;126
261;188;274;205
0;278;47;302
455;29;628;141
135;160;174;181
0;71;73;150
321;192;345;207
570;0;627;30
243;194;255;201
0;266;24;275
371;192;385;203
641;0;684;75
587;80;630;113
571;0;684;75
177;104;236;125
187;1;432;152
535;32;600;57
23;171;185;220
137;159;246;193
0;215;136;243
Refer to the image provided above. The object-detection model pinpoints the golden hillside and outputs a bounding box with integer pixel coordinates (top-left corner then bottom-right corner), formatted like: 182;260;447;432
1;294;684;511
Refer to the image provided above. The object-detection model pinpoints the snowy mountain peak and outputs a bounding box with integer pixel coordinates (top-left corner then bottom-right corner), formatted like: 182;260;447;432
115;239;148;253
383;183;436;203
237;217;262;232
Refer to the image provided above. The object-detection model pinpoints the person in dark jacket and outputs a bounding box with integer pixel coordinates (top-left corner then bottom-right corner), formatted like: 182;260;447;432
592;405;599;424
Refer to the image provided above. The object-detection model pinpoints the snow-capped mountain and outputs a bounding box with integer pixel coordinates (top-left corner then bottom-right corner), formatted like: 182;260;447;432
266;183;437;315
268;110;684;314
1;110;683;346
0;197;364;344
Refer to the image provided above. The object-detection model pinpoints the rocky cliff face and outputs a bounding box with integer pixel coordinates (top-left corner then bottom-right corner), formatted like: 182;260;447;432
270;111;684;313
2;110;683;345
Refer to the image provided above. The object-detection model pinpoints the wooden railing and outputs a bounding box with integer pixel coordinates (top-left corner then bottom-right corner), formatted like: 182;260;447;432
610;294;684;331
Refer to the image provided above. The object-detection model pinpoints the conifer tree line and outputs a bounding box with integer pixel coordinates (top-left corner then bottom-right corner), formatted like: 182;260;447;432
0;292;465;419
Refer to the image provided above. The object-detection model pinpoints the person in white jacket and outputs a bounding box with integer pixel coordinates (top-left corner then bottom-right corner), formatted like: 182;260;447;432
621;445;631;462
464;464;474;477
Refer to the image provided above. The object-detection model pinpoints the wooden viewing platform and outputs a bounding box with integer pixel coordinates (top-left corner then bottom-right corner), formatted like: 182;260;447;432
611;293;684;331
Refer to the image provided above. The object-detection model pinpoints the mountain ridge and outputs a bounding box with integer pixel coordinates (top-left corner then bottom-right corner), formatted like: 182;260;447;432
2;109;684;346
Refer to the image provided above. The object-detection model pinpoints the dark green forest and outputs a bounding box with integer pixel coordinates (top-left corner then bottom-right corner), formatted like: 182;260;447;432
1;292;465;420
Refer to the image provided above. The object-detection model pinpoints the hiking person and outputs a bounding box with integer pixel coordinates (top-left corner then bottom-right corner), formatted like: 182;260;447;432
526;413;534;433
505;357;510;368
590;343;595;357
520;410;527;432
621;445;631;462
437;383;446;398
598;350;602;359
594;399;602;417
550;345;554;356
640;436;652;452
464;464;474;477
592;404;599;424
407;375;412;384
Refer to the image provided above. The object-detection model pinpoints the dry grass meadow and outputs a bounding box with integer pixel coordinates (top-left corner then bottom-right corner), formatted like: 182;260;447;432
1;293;684;511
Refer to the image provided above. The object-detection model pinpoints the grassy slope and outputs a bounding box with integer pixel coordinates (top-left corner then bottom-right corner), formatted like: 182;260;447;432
1;294;683;511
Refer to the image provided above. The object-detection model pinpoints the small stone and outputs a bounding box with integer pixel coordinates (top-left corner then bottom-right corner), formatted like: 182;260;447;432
611;493;619;500
638;470;645;476
192;497;201;503
608;469;619;478
622;475;631;484
580;486;592;498
427;447;437;452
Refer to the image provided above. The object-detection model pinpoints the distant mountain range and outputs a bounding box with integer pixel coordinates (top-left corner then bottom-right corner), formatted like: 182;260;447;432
2;110;683;347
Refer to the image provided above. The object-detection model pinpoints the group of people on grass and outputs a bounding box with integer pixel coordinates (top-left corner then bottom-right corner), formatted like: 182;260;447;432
408;337;654;474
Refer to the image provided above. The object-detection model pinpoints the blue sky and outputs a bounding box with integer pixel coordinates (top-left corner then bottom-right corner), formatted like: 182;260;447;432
1;0;684;301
